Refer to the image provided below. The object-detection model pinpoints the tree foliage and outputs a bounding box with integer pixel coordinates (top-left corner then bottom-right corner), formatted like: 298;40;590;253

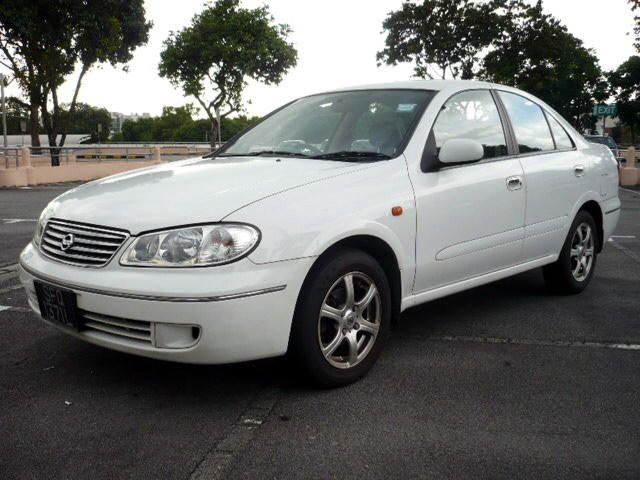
609;56;640;142
159;0;297;145
118;105;260;143
0;0;151;163
481;0;607;130
60;103;112;143
3;96;30;135
378;0;503;79
2;98;109;141
378;0;606;129
630;0;640;52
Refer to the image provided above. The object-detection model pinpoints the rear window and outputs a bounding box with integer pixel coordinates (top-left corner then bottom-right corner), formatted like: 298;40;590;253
499;91;554;153
547;115;574;150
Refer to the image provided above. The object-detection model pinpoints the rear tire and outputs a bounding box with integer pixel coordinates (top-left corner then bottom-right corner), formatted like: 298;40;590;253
289;248;391;387
543;210;598;294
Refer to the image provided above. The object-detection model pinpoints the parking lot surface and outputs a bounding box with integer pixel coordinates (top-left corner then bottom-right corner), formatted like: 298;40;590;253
0;185;638;479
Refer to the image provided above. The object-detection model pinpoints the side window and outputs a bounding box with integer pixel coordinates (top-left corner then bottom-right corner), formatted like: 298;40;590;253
546;114;574;150
432;90;508;160
498;91;554;153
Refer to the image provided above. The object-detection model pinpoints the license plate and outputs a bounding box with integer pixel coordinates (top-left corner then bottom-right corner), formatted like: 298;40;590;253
34;281;80;331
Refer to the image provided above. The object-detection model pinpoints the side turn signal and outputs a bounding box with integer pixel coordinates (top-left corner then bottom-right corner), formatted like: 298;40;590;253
391;206;403;216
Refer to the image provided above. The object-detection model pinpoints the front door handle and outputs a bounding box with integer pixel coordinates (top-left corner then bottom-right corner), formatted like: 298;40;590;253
574;165;585;177
506;175;523;191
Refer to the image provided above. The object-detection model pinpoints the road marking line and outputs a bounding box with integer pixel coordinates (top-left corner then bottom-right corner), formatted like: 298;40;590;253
2;218;37;224
0;285;22;295
0;305;30;313
189;386;282;480
608;239;640;264
424;335;640;351
619;187;639;195
0;264;18;280
610;235;636;239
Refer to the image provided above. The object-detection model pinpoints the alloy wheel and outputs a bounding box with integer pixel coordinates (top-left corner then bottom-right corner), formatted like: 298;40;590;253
317;271;381;369
570;222;595;282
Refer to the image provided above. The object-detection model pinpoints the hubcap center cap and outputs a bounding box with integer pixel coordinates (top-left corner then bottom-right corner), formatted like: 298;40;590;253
343;310;357;329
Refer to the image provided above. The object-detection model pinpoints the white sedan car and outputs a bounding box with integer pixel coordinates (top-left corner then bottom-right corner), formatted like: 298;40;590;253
19;80;620;386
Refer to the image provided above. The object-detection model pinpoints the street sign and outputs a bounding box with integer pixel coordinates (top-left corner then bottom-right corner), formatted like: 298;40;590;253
593;104;618;117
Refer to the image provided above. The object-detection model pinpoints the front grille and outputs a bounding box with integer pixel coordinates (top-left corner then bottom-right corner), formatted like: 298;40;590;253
41;219;128;267
81;311;153;345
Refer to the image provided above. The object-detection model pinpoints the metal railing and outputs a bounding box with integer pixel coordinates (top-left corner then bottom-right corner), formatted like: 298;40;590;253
1;143;222;169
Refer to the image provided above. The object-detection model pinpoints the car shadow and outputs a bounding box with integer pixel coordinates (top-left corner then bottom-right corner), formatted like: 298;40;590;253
398;268;549;334
37;269;550;397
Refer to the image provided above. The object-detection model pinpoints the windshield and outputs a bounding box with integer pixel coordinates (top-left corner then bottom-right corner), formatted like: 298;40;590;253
218;89;435;160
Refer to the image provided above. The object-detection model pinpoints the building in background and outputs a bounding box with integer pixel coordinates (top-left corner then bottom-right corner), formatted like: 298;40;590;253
594;116;620;137
110;112;151;134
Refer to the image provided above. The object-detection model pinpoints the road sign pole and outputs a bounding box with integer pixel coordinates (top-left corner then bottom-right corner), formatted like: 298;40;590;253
602;115;606;136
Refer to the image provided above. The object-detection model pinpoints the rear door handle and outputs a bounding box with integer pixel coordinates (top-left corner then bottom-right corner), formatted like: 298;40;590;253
574;165;585;177
506;175;523;191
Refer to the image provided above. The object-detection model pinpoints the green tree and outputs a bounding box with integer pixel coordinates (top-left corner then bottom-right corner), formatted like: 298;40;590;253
3;96;31;135
59;103;111;143
221;115;260;140
630;0;640;52
0;0;151;163
118;104;260;143
609;56;640;143
121;117;156;143
378;0;504;79
481;0;607;130
159;0;297;145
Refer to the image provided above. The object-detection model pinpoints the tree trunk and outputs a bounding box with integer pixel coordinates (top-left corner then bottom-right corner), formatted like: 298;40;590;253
209;115;223;148
49;143;61;166
28;97;40;149
41;107;60;166
215;107;222;147
59;65;88;148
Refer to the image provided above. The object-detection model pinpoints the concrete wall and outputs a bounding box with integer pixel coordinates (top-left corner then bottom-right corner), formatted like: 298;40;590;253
0;147;167;187
620;148;639;187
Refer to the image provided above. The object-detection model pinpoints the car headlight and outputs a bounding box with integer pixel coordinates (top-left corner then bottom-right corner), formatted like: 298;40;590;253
120;224;260;267
33;207;54;247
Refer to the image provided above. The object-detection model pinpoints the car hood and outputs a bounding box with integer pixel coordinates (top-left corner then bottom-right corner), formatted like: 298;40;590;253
47;156;363;234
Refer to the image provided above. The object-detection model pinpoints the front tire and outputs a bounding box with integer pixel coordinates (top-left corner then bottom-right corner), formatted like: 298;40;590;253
543;210;598;294
290;248;391;387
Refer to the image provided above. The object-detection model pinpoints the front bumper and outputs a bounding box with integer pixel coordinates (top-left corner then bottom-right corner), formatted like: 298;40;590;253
19;243;315;364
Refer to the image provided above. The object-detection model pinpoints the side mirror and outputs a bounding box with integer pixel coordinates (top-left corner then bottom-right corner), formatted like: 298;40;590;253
438;138;484;165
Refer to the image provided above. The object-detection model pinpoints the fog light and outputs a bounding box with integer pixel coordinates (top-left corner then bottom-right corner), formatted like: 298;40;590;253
154;323;201;349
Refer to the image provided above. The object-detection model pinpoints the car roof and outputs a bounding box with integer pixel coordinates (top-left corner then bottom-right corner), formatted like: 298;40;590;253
327;79;494;93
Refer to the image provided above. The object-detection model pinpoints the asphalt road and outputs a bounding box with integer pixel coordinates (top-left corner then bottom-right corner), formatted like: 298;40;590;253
0;185;638;479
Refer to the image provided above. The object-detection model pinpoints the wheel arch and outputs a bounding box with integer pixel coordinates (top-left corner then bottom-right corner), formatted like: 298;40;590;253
296;235;403;326
578;200;604;252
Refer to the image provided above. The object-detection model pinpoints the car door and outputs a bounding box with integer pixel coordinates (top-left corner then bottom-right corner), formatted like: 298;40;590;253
409;89;526;294
496;90;585;261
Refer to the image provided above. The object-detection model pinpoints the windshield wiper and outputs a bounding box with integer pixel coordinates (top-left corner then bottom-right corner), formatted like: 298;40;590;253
218;150;309;158
310;151;391;161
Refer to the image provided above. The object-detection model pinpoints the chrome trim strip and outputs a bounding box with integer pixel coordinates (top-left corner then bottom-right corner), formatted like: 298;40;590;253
48;218;129;236
19;262;287;303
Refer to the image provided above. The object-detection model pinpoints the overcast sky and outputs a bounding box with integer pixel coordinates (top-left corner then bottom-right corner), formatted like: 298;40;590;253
3;0;637;117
